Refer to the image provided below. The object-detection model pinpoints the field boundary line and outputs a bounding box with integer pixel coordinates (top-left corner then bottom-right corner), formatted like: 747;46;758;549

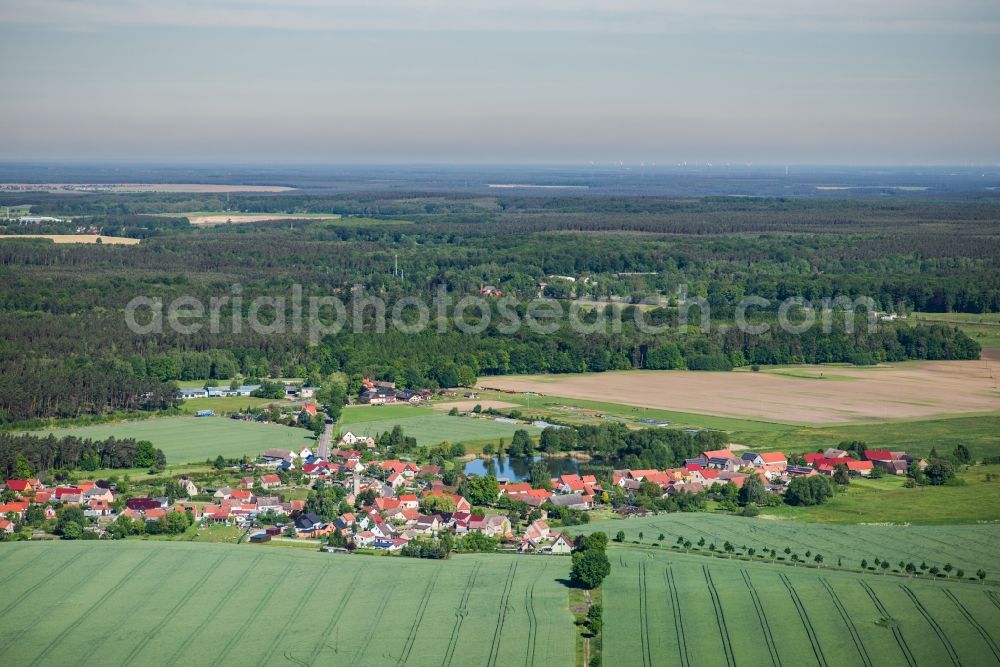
943;588;1000;662
304;574;357;665
820;578;872;667
486;560;519;667
255;561;332;667
398;566;443;665
741;569;780;667
703;565;736;667
353;583;393;662
121;552;228;666
212;561;295;666
442;562;482;667
858;581;916;667
165;553;264;665
779;573;827;667
665;566;690;667
27;549;159;667
899;585;961;667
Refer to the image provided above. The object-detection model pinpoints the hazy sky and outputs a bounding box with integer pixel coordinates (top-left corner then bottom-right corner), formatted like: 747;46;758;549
1;1;998;164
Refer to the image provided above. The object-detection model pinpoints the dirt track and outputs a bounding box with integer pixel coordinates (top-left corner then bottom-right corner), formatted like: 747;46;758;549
479;357;1000;424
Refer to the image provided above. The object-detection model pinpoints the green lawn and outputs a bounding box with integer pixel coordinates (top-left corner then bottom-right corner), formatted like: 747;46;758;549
340;412;541;446
178;396;292;414
22;416;316;464
604;546;1000;667
0;541;574;667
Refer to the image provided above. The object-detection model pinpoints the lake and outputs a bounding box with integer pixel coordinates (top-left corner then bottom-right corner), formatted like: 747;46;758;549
463;455;581;481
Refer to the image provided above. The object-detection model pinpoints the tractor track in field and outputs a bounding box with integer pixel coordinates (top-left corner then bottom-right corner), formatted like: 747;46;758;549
742;570;781;667
28;549;159;667
255;562;332;667
779;573;827;667
987;590;1000;613
899;585;961;666
943;588;1000;662
637;562;653;667
665;566;690;667
524;563;546;667
0;549;86;616
398;567;442;666
354;585;393;663
121;553;227;667
212;561;295;666
442;562;482;667
704;566;735;667
486;560;519;667
75;553;192;666
859;581;916;667
820;578;872;667
165;553;264;666
306;582;357;665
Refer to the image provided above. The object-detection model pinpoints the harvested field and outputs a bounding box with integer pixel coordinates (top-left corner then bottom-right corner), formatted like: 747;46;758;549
187;213;340;225
0;234;140;244
481;359;1000;424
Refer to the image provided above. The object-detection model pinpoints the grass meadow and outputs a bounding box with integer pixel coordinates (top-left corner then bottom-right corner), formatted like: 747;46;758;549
22;416;316;464
603;546;1000;667
340;406;542;446
0;541;574;667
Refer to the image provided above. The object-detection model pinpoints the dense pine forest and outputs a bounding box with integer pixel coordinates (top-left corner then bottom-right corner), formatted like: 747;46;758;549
1;189;994;424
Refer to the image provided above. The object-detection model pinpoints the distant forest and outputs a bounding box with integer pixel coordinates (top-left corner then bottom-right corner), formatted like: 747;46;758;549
0;192;993;423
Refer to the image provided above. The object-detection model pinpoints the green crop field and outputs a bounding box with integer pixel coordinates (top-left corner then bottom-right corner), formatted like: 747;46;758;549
0;541;574;667
341;411;541;446
577;513;1000;577
22;416;316;464
603;546;1000;667
341;404;437;424
911;312;1000;349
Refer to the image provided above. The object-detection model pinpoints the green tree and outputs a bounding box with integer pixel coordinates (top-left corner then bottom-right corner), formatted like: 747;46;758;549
738;474;768;506
925;459;956;486
14;453;32;480
460;475;500;506
784;476;833;506
952;444;971;465
832;463;851;486
570;548;611;589
61;521;83;540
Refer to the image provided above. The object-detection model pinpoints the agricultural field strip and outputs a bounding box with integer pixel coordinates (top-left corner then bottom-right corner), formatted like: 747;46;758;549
442;562;482;667
665;566;691;667
941;588;1000;662
253;561;332;667
637;562;652;667
702;565;736;667
396;566;442;665
26;549;160;667
0;548;140;657
120;553;230;666
819;578;873;667
72;551;196;666
858;581;917;667
164;553;265;665
741;570;781;667
0;547;100;619
210;561;297;666
486;560;519;667
305;576;358;665
779;572;828;667
588;514;1000;574
353;585;393;662
898;585;961;667
523;562;545;667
